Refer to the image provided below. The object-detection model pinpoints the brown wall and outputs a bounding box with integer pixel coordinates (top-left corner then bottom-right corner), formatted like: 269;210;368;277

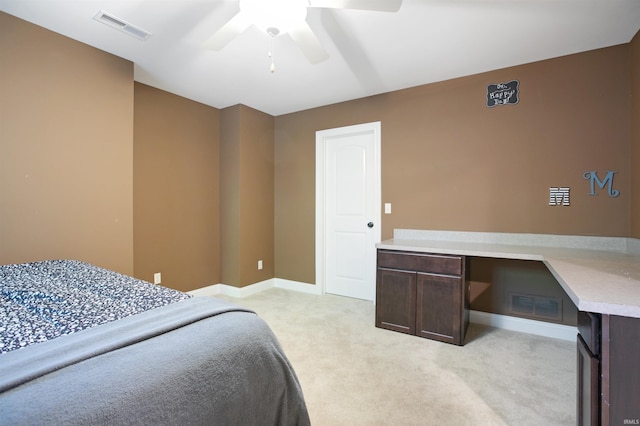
220;105;275;287
0;13;134;274
220;106;242;286
2;10;637;303
275;44;633;285
631;31;640;238
133;83;220;291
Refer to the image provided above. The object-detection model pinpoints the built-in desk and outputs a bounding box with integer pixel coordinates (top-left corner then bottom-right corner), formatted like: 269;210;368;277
376;229;640;426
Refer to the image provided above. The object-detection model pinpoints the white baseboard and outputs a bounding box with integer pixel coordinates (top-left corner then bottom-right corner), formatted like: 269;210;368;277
188;278;320;298
187;283;222;297
470;310;577;341
188;279;273;298
189;281;576;341
274;278;321;294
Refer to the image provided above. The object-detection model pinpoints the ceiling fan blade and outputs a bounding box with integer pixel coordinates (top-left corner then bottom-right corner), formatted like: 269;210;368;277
309;0;402;12
289;22;330;64
203;13;251;50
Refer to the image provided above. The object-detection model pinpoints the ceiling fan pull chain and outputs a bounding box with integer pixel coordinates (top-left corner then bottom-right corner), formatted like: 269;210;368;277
269;36;275;73
267;26;279;73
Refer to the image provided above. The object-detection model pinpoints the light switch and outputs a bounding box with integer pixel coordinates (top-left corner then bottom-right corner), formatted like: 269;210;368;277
384;203;392;214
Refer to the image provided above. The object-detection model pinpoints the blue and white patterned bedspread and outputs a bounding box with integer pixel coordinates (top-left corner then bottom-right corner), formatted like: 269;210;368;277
0;260;191;354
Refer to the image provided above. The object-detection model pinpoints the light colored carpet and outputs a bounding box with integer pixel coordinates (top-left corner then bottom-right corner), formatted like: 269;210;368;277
217;288;575;426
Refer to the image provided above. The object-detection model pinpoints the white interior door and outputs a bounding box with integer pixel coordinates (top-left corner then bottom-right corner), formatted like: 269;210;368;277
316;122;381;301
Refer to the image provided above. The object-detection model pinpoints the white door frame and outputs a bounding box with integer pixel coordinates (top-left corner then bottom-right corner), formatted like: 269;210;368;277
315;121;381;299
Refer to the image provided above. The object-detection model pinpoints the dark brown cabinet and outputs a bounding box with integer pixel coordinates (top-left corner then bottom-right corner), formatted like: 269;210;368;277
577;311;640;425
577;311;599;426
375;267;416;335
375;249;469;345
577;336;599;425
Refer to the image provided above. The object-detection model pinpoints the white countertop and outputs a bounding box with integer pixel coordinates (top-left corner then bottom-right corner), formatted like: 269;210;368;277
376;230;640;318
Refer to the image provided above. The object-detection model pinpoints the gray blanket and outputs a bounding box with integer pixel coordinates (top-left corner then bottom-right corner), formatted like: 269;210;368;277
0;296;310;425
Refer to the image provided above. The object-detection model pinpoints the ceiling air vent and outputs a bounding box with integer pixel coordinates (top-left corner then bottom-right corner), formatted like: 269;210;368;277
93;10;152;41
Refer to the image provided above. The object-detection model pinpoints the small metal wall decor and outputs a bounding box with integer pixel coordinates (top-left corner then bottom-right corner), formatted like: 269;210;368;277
487;80;519;107
549;187;570;206
584;170;620;197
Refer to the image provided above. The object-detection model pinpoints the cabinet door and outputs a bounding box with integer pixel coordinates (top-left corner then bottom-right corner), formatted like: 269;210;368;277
375;268;416;335
603;315;640;425
577;334;599;426
416;273;463;345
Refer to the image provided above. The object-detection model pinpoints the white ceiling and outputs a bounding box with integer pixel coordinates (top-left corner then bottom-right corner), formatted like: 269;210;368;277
2;0;639;116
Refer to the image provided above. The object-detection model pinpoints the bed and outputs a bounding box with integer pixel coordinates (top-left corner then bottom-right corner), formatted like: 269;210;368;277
0;260;310;425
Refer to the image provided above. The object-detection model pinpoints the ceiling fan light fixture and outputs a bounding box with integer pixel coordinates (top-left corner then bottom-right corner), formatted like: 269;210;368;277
206;0;401;65
266;27;280;38
239;0;308;35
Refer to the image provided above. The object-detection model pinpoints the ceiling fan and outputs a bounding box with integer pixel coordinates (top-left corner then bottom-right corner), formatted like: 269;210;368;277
204;0;402;64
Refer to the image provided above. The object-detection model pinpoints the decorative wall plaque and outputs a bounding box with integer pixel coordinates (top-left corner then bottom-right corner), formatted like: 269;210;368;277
584;171;619;197
549;187;570;206
487;80;519;107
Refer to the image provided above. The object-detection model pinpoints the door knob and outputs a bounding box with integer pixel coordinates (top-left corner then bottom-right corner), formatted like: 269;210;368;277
367;222;374;228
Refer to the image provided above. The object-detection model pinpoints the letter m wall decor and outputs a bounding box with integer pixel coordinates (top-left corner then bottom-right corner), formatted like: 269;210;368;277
583;171;620;197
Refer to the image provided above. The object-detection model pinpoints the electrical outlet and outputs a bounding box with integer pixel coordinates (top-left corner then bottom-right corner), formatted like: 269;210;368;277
153;272;161;284
258;260;263;270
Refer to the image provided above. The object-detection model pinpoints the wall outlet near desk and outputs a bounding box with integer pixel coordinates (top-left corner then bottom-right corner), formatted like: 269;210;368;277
153;272;161;284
